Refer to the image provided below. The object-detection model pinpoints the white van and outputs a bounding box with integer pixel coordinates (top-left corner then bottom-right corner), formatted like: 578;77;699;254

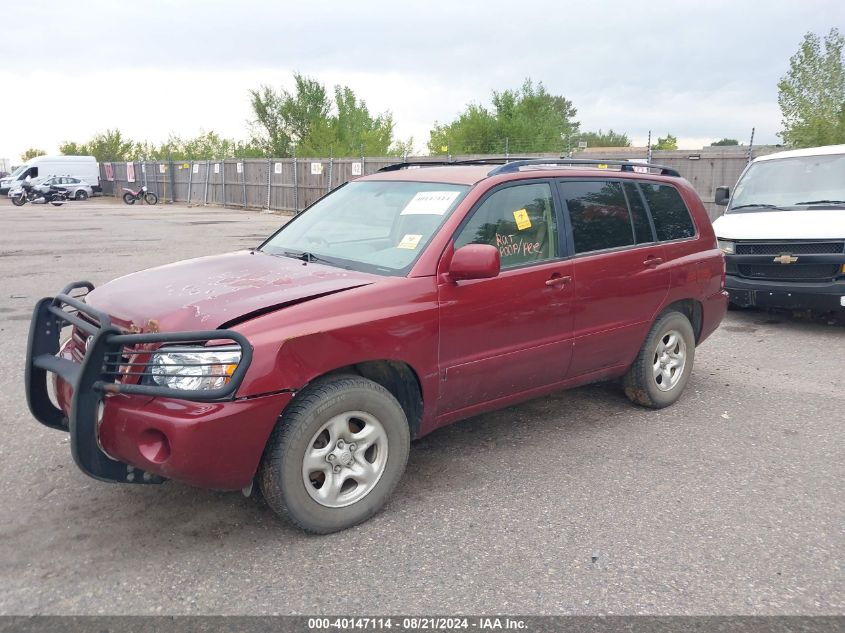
712;144;845;312
0;155;100;194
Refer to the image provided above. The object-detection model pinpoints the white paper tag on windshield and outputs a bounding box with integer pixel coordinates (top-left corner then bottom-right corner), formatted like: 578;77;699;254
400;191;460;216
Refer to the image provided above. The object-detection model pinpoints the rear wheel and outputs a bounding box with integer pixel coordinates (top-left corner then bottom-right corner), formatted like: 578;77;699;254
259;374;410;534
123;192;136;205
75;190;89;200
622;310;695;408
144;192;158;205
11;194;26;206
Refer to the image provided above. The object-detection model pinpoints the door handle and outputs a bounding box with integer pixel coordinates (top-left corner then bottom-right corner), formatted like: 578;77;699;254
545;275;572;287
643;256;664;267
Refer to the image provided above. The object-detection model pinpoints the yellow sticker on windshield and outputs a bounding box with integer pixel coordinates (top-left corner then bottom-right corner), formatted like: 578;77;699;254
513;209;532;230
398;234;423;249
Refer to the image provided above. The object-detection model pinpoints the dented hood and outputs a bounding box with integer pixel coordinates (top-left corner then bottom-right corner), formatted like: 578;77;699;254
86;250;377;332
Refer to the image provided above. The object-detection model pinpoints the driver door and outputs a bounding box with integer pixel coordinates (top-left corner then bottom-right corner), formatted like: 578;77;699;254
437;181;575;415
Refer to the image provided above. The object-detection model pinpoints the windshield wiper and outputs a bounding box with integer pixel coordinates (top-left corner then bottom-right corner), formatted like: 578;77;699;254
729;203;787;211
792;199;845;206
279;250;349;268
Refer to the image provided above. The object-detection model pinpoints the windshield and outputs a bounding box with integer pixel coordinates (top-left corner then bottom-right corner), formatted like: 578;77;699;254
5;164;27;180
260;180;470;275
728;153;845;212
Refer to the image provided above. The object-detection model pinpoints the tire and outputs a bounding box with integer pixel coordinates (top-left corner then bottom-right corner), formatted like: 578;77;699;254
123;192;136;205
11;194;26;207
259;374;410;534
622;310;696;409
144;192;158;205
49;194;65;207
75;190;89;201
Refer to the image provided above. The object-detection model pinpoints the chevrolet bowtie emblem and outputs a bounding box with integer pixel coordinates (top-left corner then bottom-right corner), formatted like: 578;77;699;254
773;255;798;264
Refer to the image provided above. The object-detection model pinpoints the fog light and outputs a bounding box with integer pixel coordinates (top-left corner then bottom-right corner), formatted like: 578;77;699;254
138;429;171;464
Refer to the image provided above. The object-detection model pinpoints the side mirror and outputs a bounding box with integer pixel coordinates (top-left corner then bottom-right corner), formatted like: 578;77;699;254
449;244;500;282
715;186;730;206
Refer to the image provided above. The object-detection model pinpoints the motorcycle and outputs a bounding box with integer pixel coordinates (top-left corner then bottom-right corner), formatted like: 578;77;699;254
122;185;158;205
10;180;70;207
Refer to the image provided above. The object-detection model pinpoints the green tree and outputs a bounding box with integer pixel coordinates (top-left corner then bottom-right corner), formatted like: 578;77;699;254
20;148;47;161
428;78;579;155
778;28;845;147
711;138;740;146
248;73;394;157
578;129;631;148
57;141;89;155
61;129;137;162
652;133;678;150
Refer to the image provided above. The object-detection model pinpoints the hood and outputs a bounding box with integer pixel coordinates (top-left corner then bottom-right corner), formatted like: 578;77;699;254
86;250;377;332
713;209;845;240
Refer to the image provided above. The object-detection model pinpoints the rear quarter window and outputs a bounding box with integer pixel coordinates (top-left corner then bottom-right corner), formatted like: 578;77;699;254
639;182;696;241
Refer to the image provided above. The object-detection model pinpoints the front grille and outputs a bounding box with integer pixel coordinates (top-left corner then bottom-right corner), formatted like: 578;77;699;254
737;263;839;281
735;241;845;255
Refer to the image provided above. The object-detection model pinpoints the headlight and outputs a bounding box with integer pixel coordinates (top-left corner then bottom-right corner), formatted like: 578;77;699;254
147;346;241;391
717;239;735;254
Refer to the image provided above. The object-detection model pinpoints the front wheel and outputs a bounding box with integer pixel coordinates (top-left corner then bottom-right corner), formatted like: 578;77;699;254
75;190;89;201
144;192;158;205
259;374;410;533
11;194;26;206
123;192;136;205
622;310;695;408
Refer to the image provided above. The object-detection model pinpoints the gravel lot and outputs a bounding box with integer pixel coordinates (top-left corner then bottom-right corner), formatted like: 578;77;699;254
0;198;842;615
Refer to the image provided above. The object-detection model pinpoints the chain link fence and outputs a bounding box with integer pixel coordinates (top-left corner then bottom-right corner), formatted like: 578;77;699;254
99;147;780;221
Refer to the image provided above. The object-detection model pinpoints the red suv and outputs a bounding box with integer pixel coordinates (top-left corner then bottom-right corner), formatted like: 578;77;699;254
26;159;727;533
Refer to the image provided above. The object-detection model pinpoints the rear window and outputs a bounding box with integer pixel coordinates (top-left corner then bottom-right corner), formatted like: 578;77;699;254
639;183;695;241
559;180;634;254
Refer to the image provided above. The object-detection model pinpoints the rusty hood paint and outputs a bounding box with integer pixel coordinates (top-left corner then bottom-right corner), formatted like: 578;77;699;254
85;250;378;332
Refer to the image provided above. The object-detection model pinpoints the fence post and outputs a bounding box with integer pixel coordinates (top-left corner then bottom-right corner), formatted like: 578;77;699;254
293;156;299;213
647;131;653;164
240;161;246;208
221;159;226;207
203;160;210;206
327;151;333;195
187;160;193;204
168;156;175;203
265;157;271;211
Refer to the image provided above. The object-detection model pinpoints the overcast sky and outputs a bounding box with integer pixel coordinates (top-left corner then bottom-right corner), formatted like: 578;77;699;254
1;0;843;162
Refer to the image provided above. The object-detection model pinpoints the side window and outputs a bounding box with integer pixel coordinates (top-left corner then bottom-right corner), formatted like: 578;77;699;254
623;182;654;243
454;182;558;268
639;183;696;241
559;180;634;254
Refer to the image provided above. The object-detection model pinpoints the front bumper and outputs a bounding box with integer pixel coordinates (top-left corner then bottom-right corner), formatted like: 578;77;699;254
25;281;286;489
725;275;845;311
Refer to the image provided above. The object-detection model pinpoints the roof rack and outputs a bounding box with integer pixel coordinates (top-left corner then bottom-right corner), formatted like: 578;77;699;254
377;157;537;172
487;158;680;177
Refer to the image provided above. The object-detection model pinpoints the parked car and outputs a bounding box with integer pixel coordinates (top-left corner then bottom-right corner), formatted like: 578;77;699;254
713;144;845;312
26;158;727;533
36;175;93;200
0;155;99;195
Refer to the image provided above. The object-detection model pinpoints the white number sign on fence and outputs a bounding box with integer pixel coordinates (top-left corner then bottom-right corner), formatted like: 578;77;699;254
159;164;166;174
311;162;323;175
193;163;199;174
237;162;243;174
274;162;282;174
351;162;362;176
214;163;220;174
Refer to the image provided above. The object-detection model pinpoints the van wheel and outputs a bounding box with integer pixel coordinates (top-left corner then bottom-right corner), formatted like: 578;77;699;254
259;374;410;534
623;310;695;408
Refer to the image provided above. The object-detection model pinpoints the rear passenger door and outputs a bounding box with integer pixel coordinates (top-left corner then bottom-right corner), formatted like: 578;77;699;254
557;179;670;377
